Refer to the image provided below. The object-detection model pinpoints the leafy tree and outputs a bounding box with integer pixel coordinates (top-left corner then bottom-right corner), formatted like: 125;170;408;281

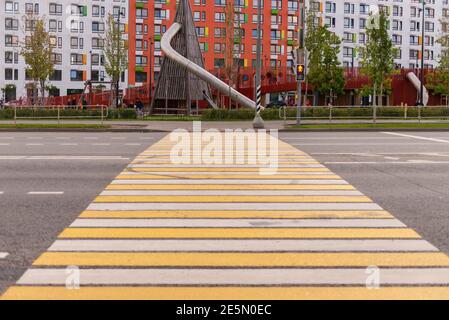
20;15;54;105
103;14;128;107
305;11;345;105
360;10;397;107
427;35;449;103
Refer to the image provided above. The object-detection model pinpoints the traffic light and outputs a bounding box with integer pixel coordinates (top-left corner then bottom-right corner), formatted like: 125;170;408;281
296;64;305;81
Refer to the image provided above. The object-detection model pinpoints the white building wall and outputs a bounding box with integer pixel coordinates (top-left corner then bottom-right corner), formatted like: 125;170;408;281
0;0;128;102
312;0;448;69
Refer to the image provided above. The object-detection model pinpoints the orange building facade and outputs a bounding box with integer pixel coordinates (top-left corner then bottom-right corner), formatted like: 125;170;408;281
127;0;302;91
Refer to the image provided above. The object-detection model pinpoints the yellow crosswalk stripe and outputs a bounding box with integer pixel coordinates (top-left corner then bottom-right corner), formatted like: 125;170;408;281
32;252;449;267
5;286;449;300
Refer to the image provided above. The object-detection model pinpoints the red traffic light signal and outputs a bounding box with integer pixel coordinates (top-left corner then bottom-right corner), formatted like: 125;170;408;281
296;64;305;81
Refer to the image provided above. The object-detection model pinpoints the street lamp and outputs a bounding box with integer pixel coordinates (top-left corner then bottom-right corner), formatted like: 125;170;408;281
252;0;264;129
419;0;425;106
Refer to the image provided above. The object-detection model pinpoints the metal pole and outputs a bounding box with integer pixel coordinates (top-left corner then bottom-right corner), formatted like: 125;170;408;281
420;0;425;106
296;0;305;125
115;12;122;108
252;0;264;128
149;37;153;107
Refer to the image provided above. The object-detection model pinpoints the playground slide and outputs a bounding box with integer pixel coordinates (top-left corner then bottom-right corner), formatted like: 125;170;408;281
161;22;256;110
406;72;429;106
202;90;219;110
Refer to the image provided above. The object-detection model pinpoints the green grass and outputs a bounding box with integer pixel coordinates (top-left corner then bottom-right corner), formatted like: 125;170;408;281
288;123;449;130
0;124;110;129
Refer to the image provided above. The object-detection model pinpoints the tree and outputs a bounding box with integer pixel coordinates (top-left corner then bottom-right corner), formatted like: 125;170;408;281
103;14;128;107
360;10;397;107
20;14;54;105
427;35;449;104
305;11;345;105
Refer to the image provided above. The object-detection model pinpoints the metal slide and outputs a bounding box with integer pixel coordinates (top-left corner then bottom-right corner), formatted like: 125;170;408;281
202;90;219;110
406;72;429;106
161;22;256;109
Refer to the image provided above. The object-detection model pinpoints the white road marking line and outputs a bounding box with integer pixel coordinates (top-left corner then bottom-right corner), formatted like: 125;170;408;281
70;218;405;228
27;137;43;139
84;137;99;140
55;137;71;140
111;179;349;185
18;268;449;285
125;143;142;146
91;143;111;146
384;157;400;160
293;142;444;146
100;190;363;196
111;137;126;140
139;137;156;140
59;143;78;146
87;203;382;211
0;156;26;159
0;137;13;139
0;191;4;195
325;161;449;164
382;132;449;143
48;239;438;252
0;143;10;146
24;156;129;160
0;252;9;259
25;143;43;146
314;152;449;155
283;137;409;140
312;152;381;156
27;191;64;195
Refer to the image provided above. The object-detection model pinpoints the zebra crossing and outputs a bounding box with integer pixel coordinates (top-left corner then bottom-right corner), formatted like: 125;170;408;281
2;132;449;300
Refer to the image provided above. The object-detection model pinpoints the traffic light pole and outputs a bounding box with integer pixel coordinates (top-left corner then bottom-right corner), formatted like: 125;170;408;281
296;2;305;126
252;0;264;129
296;58;302;125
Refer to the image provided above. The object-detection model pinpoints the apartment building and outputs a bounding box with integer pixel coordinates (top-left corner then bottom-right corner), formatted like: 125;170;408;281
0;0;128;102
319;0;448;70
2;1;449;103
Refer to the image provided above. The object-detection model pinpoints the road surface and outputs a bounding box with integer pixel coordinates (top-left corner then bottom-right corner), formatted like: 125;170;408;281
1;130;449;298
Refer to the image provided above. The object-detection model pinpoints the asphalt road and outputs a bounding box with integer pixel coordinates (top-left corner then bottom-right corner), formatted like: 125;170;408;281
0;132;165;294
1;129;449;296
279;131;449;258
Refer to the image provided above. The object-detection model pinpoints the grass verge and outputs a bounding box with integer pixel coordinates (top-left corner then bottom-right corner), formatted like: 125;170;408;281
0;124;110;129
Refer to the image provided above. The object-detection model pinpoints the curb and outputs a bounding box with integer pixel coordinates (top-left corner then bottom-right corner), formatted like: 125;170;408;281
279;128;449;132
0;128;168;133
